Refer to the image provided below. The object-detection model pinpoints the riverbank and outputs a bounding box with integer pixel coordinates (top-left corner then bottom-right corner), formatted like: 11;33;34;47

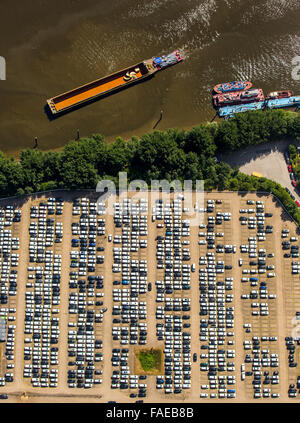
220;138;300;203
1;0;299;156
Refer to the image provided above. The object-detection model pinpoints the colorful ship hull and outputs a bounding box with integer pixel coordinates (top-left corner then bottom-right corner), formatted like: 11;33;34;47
213;81;252;94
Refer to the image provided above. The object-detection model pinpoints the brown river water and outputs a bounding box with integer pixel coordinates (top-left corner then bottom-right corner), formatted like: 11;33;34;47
0;0;299;156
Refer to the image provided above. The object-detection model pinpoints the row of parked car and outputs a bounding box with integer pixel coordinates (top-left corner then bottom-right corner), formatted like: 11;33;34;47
111;198;149;397
0;206;21;386
68;198;105;389
285;336;300;398
24;198;64;388
242;337;280;399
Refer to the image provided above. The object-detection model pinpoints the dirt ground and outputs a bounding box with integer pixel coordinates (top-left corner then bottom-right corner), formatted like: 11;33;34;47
0;190;300;403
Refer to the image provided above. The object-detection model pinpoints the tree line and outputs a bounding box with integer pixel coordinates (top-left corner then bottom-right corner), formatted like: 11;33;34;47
288;143;300;182
0;109;300;223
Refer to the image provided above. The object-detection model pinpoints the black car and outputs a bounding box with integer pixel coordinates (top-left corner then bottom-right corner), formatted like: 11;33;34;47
182;315;190;320
193;353;197;362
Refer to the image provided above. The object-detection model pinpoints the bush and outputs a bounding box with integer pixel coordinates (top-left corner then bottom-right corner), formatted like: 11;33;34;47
138;350;161;372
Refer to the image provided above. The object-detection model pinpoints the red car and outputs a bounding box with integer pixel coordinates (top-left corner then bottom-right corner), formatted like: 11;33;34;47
288;165;292;172
296;201;300;208
292;180;298;187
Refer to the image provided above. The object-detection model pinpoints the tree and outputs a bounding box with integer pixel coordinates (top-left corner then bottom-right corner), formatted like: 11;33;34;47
0;108;299;224
43;151;62;183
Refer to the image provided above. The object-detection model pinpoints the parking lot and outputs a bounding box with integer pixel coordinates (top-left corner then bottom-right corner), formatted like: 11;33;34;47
0;191;299;402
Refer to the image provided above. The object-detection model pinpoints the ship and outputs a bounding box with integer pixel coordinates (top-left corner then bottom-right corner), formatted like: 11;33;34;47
213;88;265;108
213;80;252;94
47;50;183;115
266;90;293;100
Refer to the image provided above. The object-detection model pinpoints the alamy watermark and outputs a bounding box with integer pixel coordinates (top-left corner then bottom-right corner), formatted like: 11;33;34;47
292;56;300;81
96;172;205;227
0;56;6;80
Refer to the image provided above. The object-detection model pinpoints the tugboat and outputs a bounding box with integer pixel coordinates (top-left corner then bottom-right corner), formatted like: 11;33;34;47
213;81;252;94
152;50;183;70
266;90;293;100
213;88;265;108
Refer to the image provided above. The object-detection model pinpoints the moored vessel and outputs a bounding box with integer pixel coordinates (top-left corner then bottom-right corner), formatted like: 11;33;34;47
213;88;264;108
266;90;293;100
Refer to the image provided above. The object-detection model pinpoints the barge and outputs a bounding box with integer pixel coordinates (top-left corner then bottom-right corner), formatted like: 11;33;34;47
47;50;183;115
213;80;299;119
266;95;300;110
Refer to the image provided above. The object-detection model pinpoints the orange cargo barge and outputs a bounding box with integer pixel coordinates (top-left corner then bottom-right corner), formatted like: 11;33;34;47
47;50;183;115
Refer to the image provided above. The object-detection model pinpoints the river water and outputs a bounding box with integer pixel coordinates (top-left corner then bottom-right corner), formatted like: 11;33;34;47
0;0;299;155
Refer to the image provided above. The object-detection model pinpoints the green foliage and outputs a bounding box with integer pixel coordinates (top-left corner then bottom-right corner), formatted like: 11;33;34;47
106;137;132;175
288;143;300;182
292;114;300;141
215;109;298;152
289;144;297;161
